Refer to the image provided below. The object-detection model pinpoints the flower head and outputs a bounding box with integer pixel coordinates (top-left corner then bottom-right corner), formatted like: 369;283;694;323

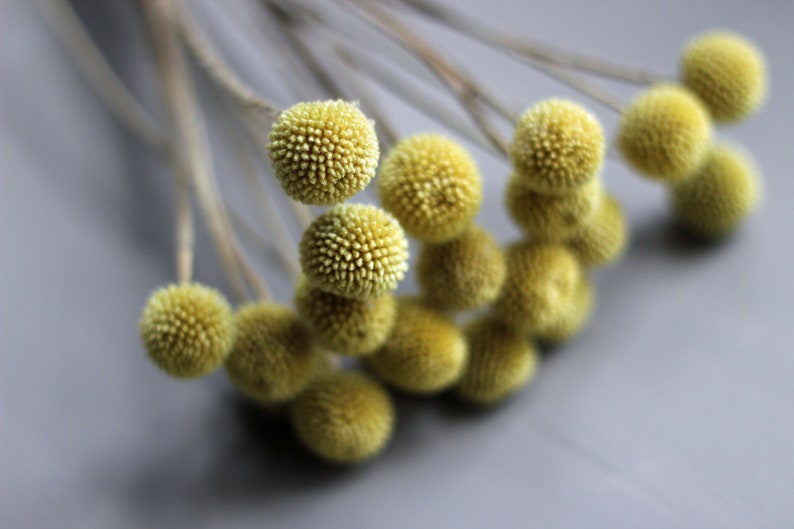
139;283;233;379
535;276;594;345
268;100;379;205
299;204;409;299
378;133;482;243
567;194;628;268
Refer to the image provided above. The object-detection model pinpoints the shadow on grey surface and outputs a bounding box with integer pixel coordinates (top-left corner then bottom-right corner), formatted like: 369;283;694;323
627;214;740;260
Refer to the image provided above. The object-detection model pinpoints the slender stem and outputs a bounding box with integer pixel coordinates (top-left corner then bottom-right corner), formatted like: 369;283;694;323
532;62;624;114
35;0;167;152
396;0;670;85
174;161;195;283
345;0;510;156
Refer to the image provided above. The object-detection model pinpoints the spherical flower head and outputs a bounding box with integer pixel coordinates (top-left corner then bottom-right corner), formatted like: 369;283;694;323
294;275;396;356
493;242;582;335
618;84;712;183
416;225;506;312
268;100;379;205
681;31;767;123
454;317;539;405
363;298;468;394
291;371;394;464
535;276;594;345
377;133;482;243
567;193;628;268
505;173;603;241
299;204;409;299
509;99;605;194
225;303;323;403
670;144;761;238
139;282;233;379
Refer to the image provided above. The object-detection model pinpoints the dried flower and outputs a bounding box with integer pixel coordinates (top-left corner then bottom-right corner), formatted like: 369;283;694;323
291;371;395;463
535;276;594;345
268;100;379;205
681;31;767;123
510;99;604;194
294;275;396;356
618;84;712;182
364;299;468;394
139;283;233;379
299;204;409;299
567;194;628;268
378;133;482;243
505;174;603;241
670;143;761;237
416;225;506;311
224;302;322;403
454;317;539;405
493;242;582;334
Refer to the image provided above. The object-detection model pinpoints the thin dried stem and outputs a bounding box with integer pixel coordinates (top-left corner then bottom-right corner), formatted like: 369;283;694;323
345;0;510;156
173;162;195;283
533;62;625;113
35;0;167;152
396;0;670;85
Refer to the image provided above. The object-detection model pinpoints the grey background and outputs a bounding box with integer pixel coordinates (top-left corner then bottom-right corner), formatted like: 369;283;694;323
2;1;793;528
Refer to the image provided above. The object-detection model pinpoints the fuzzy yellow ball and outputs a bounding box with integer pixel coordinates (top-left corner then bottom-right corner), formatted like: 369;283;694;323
292;372;395;464
567;194;628;268
139;283;234;379
681;31;767;123
299;204;409;300
268;100;379;205
535;277;594;345
618;84;712;183
378;133;482;243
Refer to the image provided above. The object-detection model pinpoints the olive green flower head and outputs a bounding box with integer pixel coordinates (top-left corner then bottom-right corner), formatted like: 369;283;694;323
299;204;409;300
294;275;396;356
454;317;539;405
364;298;468;394
416;225;506;312
139;282;234;379
291;371;395;464
681;31;767;123
536;276;594;345
225;302;323;403
510;99;605;194
567;194;628;268
268;100;379;205
505;173;603;241
493;242;582;335
618;84;712;183
378;133;482;243
670;143;761;238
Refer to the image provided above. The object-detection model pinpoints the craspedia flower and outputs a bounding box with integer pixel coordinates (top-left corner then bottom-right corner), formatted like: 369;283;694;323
291;371;394;464
510;99;605;194
492;242;582;335
681;31;767;123
363;299;468;394
454;317;539;405
267;100;379;205
670;144;761;238
139;282;233;379
225;303;323;403
299;204;409;299
377;133;482;243
567;194;628;268
618;84;712;183
505;173;603;241
535;276;594;345
416;225;506;311
294;275;396;356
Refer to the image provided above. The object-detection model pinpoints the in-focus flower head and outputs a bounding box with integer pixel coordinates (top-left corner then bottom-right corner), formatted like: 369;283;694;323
268;100;379;205
378;133;482;243
291;371;395;464
509;99;605;194
416;225;506;312
681;30;767;123
670;143;761;238
299;204;409;300
139;282;234;379
618;84;712;183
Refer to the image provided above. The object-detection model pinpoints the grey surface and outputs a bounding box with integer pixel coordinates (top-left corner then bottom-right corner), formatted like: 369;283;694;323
2;1;793;528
